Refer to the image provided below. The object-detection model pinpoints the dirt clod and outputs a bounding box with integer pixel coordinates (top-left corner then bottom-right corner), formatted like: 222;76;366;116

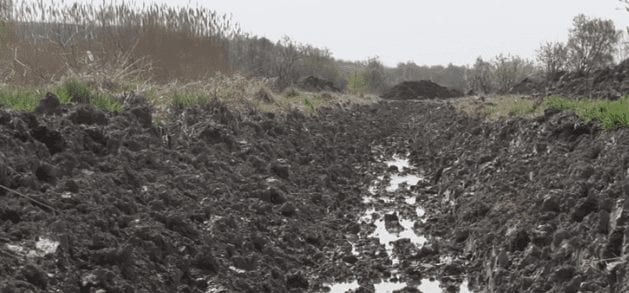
34;93;61;115
69;105;108;125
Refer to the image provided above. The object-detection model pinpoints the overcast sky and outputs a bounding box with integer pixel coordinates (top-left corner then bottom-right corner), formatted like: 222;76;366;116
92;0;629;66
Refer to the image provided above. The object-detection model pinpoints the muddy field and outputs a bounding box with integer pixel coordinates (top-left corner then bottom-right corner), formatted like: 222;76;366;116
1;96;628;292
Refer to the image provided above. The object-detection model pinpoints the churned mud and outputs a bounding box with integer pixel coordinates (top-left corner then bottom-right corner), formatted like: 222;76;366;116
1;97;628;292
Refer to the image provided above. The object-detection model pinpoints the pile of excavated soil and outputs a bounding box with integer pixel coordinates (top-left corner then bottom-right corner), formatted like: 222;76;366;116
509;77;546;95
297;76;340;93
2;94;629;293
511;59;629;99
405;106;629;293
381;80;463;100
0;95;413;292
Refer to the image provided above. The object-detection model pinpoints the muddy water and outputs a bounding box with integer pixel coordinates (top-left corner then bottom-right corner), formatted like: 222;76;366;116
326;154;470;293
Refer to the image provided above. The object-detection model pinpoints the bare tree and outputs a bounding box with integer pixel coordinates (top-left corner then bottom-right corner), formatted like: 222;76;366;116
566;14;620;73
615;30;629;62
467;57;494;94
273;36;302;89
0;0;11;22
537;42;568;79
362;57;387;94
492;54;535;93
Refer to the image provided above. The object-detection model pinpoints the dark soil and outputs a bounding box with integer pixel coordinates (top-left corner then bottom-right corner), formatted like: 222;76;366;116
381;81;463;100
511;59;629;99
297;76;340;93
509;78;546;96
1;94;629;293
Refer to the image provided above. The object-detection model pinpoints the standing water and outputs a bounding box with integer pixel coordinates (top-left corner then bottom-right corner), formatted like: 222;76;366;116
325;153;471;293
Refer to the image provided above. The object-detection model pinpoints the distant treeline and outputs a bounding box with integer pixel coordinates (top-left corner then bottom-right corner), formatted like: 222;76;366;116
0;1;627;95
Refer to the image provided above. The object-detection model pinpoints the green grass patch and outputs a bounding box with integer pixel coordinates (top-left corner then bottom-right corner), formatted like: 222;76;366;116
0;87;44;111
0;80;123;113
56;79;93;104
303;98;315;112
170;91;213;109
545;96;629;129
91;95;123;112
56;79;123;112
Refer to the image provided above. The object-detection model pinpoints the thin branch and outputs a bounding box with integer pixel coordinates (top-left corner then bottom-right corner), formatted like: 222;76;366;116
0;184;59;214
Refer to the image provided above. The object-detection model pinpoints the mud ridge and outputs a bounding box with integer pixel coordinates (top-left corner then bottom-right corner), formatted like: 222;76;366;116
1;97;629;293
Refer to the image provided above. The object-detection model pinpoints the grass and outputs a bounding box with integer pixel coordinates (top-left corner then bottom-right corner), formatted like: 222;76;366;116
545;96;629;129
0;87;44;111
90;95;123;113
454;95;629;130
455;95;545;120
57;79;92;104
0;79;123;112
170;91;214;110
0;74;379;122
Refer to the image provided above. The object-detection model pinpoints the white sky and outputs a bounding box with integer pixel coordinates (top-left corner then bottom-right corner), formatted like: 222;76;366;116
73;0;629;66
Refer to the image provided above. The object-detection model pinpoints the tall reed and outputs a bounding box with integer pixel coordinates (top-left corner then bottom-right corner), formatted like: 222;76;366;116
2;0;241;85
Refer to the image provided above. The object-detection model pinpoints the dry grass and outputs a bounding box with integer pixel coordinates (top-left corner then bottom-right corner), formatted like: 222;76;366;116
0;1;380;117
143;74;378;121
2;0;238;85
454;95;546;120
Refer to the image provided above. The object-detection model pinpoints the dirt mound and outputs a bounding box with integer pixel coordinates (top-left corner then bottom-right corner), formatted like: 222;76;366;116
509;77;546;95
512;59;629;98
405;106;629;292
553;60;629;99
0;95;408;292
297;76;340;92
381;80;463;100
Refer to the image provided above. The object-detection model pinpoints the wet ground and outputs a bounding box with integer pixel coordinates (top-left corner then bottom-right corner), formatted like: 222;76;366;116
325;154;471;293
1;98;629;292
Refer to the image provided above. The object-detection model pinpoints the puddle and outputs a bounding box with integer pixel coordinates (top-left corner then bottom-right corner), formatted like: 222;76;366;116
351;243;359;256
228;266;247;274
384;155;423;192
384;155;412;171
416;207;426;218
417;279;441;292
370;217;427;255
326;279;471;293
31;237;60;257
327;280;359;293
5;237;60;259
460;281;472;293
326;153;470;293
386;174;422;192
373;281;407;292
364;155;427;260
